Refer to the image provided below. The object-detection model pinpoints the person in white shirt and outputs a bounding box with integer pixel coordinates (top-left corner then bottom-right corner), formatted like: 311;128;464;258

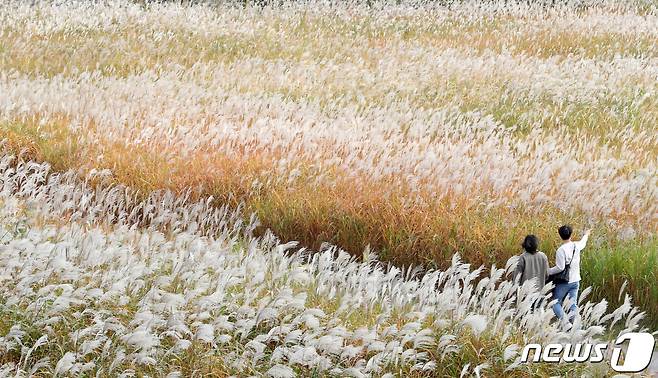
548;225;591;323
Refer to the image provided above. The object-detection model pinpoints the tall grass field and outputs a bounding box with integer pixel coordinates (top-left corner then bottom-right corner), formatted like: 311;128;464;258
0;0;656;376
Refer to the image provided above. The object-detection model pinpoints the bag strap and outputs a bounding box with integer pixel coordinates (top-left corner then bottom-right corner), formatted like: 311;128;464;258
566;243;576;265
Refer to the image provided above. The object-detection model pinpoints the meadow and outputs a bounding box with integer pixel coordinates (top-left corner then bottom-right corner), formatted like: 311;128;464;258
0;0;656;375
0;154;649;376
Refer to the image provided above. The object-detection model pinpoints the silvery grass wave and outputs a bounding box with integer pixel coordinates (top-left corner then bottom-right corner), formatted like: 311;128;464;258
0;153;254;239
0;156;652;377
1;0;656;233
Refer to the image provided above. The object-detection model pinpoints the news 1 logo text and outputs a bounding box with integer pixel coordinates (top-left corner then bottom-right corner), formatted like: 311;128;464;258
521;332;656;372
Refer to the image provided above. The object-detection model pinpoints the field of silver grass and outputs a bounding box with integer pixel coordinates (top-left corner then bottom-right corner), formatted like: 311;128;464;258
1;0;656;232
0;156;653;376
1;1;657;322
1;0;657;376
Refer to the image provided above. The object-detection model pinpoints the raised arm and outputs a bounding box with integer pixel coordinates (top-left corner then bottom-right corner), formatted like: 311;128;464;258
548;247;566;275
575;229;591;251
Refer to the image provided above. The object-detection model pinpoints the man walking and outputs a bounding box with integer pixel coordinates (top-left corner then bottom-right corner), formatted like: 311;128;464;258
549;225;591;323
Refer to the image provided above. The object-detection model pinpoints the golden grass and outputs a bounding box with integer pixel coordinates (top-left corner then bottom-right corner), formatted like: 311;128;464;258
0;117;648;266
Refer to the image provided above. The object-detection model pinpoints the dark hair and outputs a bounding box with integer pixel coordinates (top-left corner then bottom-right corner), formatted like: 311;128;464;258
558;225;573;240
522;234;539;253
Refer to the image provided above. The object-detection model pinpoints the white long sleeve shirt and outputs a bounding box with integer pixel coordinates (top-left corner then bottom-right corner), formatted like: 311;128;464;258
548;234;589;283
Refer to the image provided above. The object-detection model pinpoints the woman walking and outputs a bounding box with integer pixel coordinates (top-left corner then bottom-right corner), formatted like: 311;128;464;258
515;235;549;289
